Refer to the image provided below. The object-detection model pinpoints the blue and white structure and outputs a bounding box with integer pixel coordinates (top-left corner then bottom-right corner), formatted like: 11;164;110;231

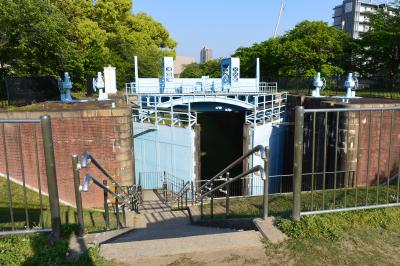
311;72;326;97
344;72;359;98
126;57;287;195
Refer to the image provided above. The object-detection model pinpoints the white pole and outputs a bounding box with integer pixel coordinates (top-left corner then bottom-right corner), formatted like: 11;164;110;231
256;58;260;91
134;56;139;91
274;0;286;38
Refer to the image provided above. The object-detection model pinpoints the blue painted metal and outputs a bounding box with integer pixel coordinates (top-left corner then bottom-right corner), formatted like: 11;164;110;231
344;73;359;98
128;57;287;192
311;72;326;97
134;123;195;189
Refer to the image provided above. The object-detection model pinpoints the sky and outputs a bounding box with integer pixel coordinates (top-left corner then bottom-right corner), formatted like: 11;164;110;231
134;0;341;62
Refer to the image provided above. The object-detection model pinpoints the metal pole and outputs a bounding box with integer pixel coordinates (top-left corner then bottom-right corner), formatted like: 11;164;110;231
292;107;304;221
103;180;110;230
191;181;194;206
72;155;84;237
210;182;214;220
185;189;188;208
200;196;204;220
181;180;184;208
40;115;61;241
225;172;230;219
122;204;126;227
115;188;121;230
263;147;270;220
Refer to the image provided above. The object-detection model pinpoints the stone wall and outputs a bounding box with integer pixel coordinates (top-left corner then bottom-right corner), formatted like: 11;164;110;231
0;107;133;208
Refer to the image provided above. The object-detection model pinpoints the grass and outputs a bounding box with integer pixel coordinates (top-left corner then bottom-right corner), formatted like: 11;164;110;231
0;177;118;233
201;183;400;220
200;184;400;265
0;225;121;266
0;177;123;265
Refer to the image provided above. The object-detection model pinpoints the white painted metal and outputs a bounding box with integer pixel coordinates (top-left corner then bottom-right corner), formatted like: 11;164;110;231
274;0;287;38
104;66;117;94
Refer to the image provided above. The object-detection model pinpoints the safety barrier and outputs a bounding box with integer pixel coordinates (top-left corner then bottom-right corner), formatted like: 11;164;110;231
0;116;61;240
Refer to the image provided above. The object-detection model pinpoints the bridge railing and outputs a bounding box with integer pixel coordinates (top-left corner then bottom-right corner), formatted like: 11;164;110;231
125;81;278;96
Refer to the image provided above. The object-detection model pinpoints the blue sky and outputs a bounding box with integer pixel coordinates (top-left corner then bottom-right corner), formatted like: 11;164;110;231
134;0;341;61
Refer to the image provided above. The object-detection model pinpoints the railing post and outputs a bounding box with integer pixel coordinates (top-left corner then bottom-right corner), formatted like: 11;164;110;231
191;181;194;206
40;115;61;241
210;181;214;220
263;148;270;220
72;155;84;237
200;196;204;220
122;204;126;227
225;172;230;219
103;180;110;230
163;180;167;203
115;186;121;230
181;180;184;208
293;106;304;221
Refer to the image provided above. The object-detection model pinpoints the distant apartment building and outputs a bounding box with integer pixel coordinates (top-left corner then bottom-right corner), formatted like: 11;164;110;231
200;47;213;63
174;55;196;77
333;0;387;39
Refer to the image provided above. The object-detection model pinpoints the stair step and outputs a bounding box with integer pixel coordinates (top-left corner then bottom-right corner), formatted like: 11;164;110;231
100;231;263;260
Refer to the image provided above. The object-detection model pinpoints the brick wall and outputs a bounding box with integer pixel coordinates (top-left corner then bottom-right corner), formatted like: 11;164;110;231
0;107;133;208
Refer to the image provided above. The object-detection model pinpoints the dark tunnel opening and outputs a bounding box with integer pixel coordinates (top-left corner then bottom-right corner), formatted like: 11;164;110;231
198;111;245;196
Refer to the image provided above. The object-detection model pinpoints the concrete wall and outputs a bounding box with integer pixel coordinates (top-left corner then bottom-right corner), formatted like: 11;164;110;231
0;107;133;208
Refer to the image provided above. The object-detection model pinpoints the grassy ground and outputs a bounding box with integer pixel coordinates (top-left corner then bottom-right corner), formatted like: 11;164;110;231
0;177;122;265
0;177;118;232
199;191;400;265
0;225;121;266
201;183;400;220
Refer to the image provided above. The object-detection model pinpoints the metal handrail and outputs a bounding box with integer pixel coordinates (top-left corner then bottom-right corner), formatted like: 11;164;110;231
199;165;264;200
73;151;141;235
198;145;266;193
81;151;126;194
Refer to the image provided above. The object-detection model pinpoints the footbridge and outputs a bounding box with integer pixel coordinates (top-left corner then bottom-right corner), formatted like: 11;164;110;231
126;56;287;196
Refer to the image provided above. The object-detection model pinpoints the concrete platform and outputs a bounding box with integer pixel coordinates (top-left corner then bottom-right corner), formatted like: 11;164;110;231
253;217;288;244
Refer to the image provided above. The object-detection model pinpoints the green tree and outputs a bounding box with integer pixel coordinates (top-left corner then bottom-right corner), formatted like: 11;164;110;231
0;0;177;91
180;59;221;78
358;1;400;82
0;0;76;77
233;21;351;79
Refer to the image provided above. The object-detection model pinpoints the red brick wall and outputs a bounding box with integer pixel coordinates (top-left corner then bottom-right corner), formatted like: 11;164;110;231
0;108;133;208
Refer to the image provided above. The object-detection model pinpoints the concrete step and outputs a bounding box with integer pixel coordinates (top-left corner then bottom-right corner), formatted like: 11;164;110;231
100;230;266;265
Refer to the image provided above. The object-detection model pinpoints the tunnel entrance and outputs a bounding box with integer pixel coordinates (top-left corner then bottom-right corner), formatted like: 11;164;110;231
198;112;245;196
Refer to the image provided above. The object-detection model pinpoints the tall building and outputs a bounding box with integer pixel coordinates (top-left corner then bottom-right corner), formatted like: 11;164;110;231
174;55;196;78
200;47;213;63
333;0;387;39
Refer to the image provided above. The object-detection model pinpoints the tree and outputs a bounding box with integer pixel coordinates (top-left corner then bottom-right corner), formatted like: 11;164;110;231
233;21;351;79
0;0;177;90
180;59;221;78
0;0;76;77
358;1;400;83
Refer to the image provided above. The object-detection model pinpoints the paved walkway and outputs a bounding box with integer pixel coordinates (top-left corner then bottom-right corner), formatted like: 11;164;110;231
100;190;267;265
